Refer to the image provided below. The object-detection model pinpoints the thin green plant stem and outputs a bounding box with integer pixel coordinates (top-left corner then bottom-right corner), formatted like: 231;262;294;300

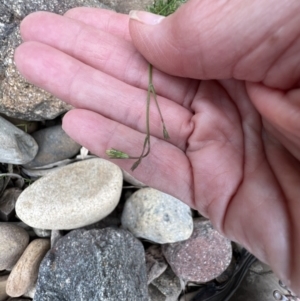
148;71;170;139
106;0;186;170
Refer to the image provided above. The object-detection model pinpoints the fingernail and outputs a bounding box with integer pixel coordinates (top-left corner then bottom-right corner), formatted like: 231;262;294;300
129;10;165;25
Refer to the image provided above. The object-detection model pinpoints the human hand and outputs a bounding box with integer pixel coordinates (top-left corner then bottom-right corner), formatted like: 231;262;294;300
14;0;300;294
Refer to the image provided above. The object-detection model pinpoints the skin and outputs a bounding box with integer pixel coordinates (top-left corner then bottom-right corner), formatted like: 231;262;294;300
14;0;300;294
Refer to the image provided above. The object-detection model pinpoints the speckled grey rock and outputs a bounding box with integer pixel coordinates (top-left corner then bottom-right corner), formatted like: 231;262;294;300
151;266;182;301
121;188;193;244
162;218;232;283
6;239;50;298
0;116;38;164
0;223;29;270
16;158;123;229
146;245;168;284
23;125;81;168
33;228;149;301
0;0;109;120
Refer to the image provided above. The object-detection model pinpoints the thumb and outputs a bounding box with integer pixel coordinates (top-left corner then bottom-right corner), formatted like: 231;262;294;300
129;0;300;83
129;0;239;79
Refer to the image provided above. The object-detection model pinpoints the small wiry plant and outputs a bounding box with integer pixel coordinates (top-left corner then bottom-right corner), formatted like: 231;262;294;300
106;0;186;171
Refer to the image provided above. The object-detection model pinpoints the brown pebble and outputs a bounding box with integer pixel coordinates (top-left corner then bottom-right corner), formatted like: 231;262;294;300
162;218;232;282
6;239;50;297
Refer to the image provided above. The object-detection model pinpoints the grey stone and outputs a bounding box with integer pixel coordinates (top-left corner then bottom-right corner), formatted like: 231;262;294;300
6;239;50;298
33;228;51;238
34;228;149;301
149;284;166;301
0;274;9;301
16;158;123;229
0;0;109;121
146;245;168;284
0;188;22;221
121;188;193;244
152;266;182;301
0;116;38;164
50;230;64;248
162;218;232;283
23;125;81;168
122;169;146;187
0;222;29;270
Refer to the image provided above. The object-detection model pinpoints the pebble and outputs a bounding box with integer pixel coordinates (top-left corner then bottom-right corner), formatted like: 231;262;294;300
0;188;22;221
6;239;50;298
151;266;182;301
121;188;193;244
16;158;123;229
162;218;232;283
33;228;51;238
0;223;29;270
148;285;165;301
145;245;168;284
0;116;38;165
50;230;64;248
23;125;81;168
33;228;149;301
0;275;9;301
122;169;146;187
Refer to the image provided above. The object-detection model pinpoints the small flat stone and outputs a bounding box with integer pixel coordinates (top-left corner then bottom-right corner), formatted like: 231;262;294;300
152;266;182;301
162;218;232;283
0;188;22;221
121;188;193;244
0;275;9;301
146;245;168;284
6;239;50;297
23;125;81;168
148;284;166;301
50;230;64;248
33;228;51;238
122;169;145;187
34;228;149;300
0;116;38;165
16;158;123;229
0;223;29;270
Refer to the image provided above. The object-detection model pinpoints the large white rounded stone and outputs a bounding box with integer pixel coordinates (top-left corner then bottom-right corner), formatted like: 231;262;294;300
16;159;123;230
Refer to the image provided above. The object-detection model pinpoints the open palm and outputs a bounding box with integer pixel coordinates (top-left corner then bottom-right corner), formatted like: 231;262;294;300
15;1;300;293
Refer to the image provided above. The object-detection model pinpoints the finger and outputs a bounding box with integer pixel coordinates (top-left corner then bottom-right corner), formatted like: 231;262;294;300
129;0;300;88
263;133;300;293
14;41;193;150
20;11;197;105
247;82;300;160
64;7;132;41
62;109;194;207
